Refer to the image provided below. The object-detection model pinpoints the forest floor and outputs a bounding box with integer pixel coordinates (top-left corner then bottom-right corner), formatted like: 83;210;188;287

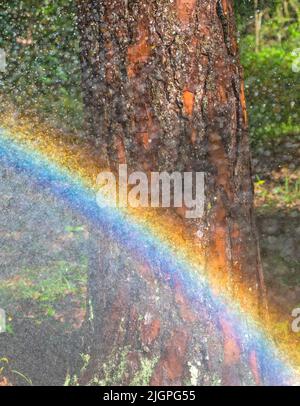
0;133;299;386
253;135;300;315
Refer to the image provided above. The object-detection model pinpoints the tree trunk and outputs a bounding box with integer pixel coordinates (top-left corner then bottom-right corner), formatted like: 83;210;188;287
76;0;267;386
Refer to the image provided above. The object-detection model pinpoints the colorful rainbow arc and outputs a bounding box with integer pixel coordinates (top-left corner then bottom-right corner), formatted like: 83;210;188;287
0;125;299;386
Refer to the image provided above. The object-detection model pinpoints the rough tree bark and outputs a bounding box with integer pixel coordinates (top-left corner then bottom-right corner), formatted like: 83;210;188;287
76;0;267;386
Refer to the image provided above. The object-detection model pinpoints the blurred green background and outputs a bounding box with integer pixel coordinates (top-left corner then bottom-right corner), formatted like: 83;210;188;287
0;0;299;141
0;0;82;132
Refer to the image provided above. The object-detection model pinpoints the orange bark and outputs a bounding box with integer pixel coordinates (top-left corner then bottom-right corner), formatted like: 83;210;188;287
176;0;197;25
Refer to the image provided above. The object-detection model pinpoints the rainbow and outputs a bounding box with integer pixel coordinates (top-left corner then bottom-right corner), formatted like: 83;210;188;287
0;122;299;386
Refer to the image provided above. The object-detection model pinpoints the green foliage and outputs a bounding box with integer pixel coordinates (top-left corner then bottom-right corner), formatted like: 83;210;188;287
255;175;300;207
0;260;87;318
237;1;300;143
234;0;279;26
241;35;300;142
0;0;82;131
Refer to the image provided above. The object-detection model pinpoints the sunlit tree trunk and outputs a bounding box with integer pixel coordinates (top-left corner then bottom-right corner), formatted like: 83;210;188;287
77;0;267;386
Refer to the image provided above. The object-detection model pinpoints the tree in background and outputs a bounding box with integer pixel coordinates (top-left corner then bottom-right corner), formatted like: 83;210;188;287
239;0;300;141
77;0;267;386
